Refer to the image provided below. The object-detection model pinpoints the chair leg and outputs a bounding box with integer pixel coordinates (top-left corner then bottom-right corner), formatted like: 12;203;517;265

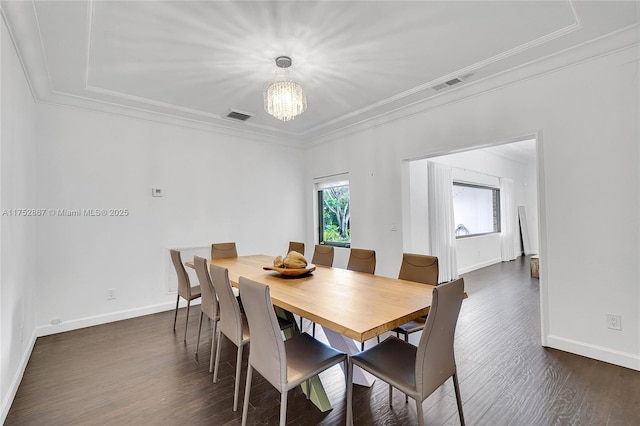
183;300;191;342
416;398;424;426
173;294;180;331
241;365;253;426
299;316;303;331
453;372;465;426
195;312;203;354
388;384;393;407
346;361;354;426
403;332;409;403
213;329;222;383
361;341;365;351
209;321;216;373
279;390;288;426
377;335;380;344
233;344;243;411
312;322;316;337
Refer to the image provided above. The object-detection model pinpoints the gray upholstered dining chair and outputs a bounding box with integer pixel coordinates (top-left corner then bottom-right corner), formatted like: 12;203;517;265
210;263;249;411
193;255;219;372
398;253;438;284
346;278;465;426
239;276;348;426
347;248;376;274
170;249;201;342
211;242;238;259
287;241;305;256
346;248;377;350
210;263;293;411
311;244;334;267
392;253;439;341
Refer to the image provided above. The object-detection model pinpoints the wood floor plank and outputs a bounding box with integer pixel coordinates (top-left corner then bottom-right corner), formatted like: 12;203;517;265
6;256;640;425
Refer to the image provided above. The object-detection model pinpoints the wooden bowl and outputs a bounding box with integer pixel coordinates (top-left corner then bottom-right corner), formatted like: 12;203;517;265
263;264;316;276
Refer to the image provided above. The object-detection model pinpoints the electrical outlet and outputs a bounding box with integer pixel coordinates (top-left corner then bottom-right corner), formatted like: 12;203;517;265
607;314;622;331
107;288;116;300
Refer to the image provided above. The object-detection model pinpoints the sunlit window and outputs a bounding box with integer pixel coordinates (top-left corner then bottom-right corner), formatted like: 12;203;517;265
453;183;500;238
317;181;350;247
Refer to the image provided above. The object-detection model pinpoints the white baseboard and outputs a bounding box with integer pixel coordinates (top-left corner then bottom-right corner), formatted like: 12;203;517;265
36;299;198;337
458;257;502;275
546;335;640;371
1;329;37;424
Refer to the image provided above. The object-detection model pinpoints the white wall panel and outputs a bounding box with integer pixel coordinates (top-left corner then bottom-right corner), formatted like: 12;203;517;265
34;104;305;332
0;17;37;421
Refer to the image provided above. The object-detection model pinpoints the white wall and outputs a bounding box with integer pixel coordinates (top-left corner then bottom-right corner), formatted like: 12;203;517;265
0;16;37;421
304;136;407;276
304;45;639;370
34;104;306;332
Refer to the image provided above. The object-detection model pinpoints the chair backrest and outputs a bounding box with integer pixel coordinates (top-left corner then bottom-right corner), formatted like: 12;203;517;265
398;253;439;285
287;241;305;256
346;248;376;274
194;256;217;320
415;277;464;398
211;242;238;259
209;263;243;344
170;249;191;299
239;277;287;390
311;245;334;267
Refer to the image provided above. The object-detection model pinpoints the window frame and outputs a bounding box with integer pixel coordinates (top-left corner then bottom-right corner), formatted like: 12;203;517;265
316;179;351;248
452;182;501;239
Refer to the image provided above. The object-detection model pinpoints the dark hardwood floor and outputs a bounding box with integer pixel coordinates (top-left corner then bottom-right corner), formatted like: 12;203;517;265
6;257;640;425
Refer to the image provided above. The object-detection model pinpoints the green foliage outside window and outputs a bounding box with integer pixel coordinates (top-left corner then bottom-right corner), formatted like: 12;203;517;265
319;185;350;245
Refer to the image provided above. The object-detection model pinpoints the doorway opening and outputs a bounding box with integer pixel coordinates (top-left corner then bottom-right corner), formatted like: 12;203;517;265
402;136;539;276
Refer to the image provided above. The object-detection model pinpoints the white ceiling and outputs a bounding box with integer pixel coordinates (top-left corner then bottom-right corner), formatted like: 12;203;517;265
481;139;537;165
3;1;639;145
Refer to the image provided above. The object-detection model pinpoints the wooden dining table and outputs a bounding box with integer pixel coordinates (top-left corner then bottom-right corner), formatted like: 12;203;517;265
222;254;436;335
186;254;445;411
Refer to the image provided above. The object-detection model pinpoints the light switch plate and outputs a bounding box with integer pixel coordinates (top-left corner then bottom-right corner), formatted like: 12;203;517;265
152;188;163;197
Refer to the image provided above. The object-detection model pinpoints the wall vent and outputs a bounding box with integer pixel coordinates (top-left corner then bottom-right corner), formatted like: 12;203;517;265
225;109;254;121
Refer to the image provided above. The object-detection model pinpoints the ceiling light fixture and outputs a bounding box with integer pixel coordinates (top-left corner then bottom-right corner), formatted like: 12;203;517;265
264;56;307;122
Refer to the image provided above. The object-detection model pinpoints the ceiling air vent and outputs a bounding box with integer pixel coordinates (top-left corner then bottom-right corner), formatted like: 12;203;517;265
225;109;253;122
432;75;467;91
445;77;463;86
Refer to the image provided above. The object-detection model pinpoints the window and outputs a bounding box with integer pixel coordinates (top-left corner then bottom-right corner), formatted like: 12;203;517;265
317;180;350;247
452;183;500;238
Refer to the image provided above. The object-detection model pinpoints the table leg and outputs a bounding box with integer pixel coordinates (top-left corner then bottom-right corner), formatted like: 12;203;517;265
276;308;333;412
322;327;376;387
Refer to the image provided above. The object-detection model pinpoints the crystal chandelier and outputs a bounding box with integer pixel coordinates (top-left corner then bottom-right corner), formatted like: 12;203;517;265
264;56;307;121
